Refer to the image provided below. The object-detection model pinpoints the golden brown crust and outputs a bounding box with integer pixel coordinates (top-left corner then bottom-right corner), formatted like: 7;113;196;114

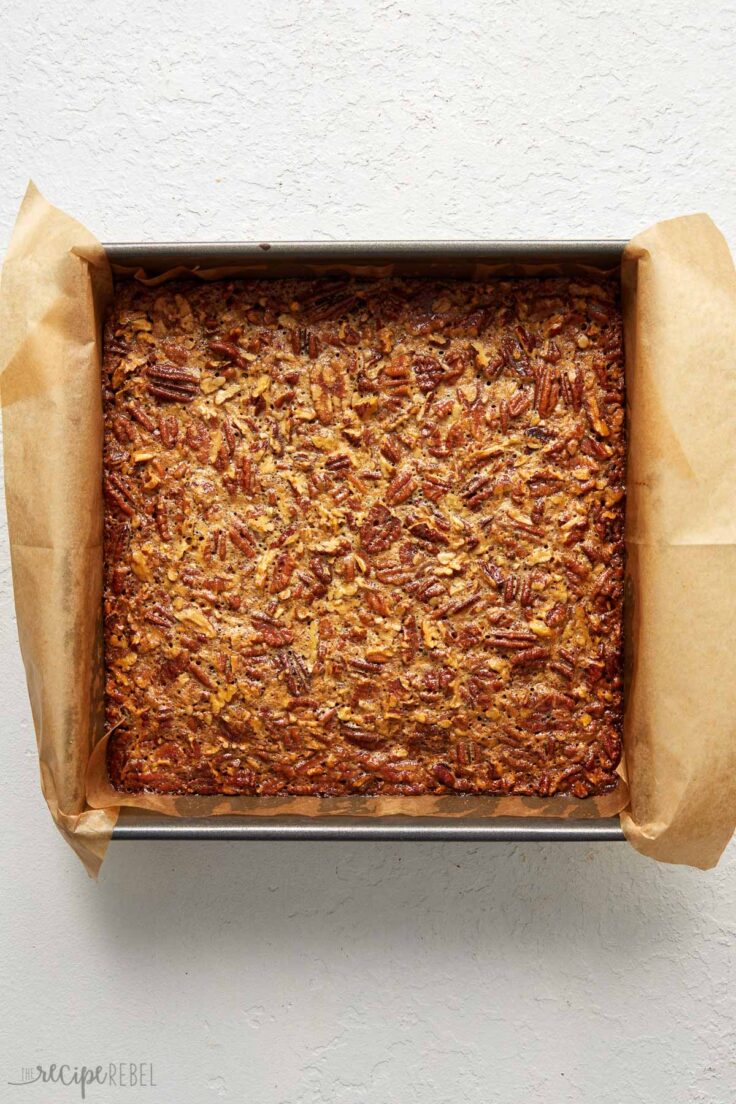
103;274;625;799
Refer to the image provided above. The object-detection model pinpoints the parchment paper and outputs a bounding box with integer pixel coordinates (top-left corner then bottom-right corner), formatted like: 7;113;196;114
620;216;736;868
0;183;116;874
1;185;734;874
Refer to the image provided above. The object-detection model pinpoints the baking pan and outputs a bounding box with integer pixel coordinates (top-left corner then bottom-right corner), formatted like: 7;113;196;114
105;239;627;844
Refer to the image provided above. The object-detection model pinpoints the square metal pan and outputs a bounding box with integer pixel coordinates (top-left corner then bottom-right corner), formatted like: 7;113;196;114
105;240;627;844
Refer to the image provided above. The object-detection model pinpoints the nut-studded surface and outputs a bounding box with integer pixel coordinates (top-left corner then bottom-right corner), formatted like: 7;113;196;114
104;275;625;798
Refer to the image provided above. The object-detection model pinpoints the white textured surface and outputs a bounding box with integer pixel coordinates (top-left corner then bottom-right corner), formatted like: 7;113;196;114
2;2;736;1102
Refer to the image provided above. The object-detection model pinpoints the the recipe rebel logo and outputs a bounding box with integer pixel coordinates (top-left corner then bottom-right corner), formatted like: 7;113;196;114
7;1062;157;1099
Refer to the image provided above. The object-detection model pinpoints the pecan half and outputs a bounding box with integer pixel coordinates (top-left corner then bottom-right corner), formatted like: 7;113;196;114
412;354;444;392
278;649;310;695
360;503;401;554
146;362;200;403
385;468;416;505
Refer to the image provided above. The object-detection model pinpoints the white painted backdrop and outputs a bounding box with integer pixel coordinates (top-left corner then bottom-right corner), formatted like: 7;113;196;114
2;2;735;1102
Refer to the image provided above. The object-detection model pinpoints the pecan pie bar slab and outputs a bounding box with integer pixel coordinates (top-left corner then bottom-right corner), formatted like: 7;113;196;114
103;275;624;798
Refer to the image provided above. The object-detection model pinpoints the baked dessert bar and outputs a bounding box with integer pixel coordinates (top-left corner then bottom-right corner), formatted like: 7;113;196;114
103;275;625;797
